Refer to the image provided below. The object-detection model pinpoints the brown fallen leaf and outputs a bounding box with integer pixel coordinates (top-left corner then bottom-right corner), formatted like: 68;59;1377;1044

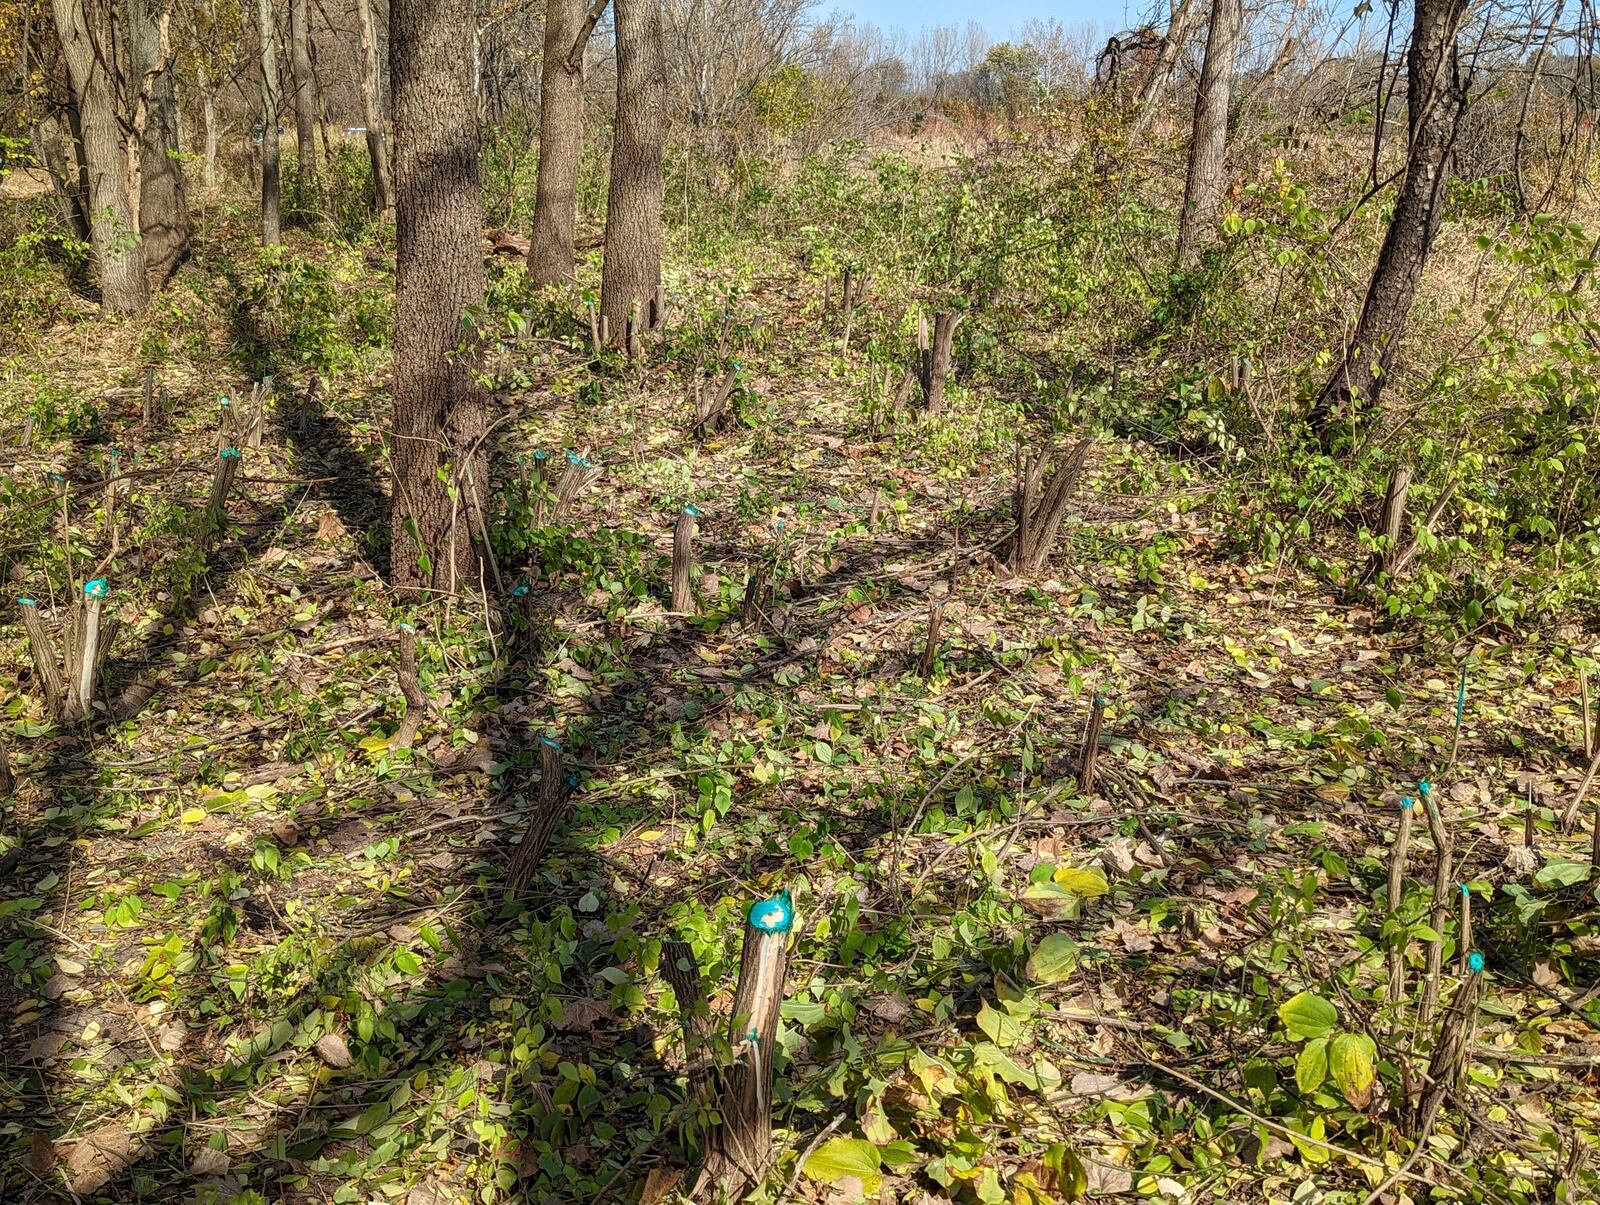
405;1178;453;1205
1100;838;1136;878
23;1130;57;1176
42;972;78;1000
826;1176;868;1204
62;1121;149;1194
315;510;348;542
314;1033;353;1068
27;1030;68;1063
190;1146;231;1177
639;1166;682;1204
1113;919;1154;954
157;1018;188;1053
865;994;910;1023
551;997;615;1033
1532;960;1563;989
1087;1162;1136;1194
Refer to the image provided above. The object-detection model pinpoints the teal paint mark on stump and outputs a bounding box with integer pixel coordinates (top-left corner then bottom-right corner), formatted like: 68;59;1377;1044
748;890;794;934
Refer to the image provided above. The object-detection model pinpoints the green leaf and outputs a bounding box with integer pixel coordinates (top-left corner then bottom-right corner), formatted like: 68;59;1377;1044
970;1041;1062;1091
1043;1144;1088;1199
977;999;1023;1047
1277;991;1337;1040
879;1140;918;1168
1025;934;1079;985
1295;1037;1328;1094
1535;859;1589;889
781;998;827;1028
1286;1114;1331;1164
1329;1031;1377;1107
802;1137;882;1191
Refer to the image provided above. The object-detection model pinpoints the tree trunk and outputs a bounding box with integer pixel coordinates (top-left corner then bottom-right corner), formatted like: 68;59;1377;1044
50;0;149;313
1175;0;1242;267
390;0;486;600
599;0;665;353
354;0;392;219
258;0;283;244
529;0;606;286
289;0;319;189
128;0;191;287
174;74;187;155
1128;0;1201;139
1309;0;1470;438
199;68;219;188
32;110;92;243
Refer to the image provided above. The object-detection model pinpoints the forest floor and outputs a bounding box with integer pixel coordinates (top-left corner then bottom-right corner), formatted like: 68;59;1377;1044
1;208;1599;1205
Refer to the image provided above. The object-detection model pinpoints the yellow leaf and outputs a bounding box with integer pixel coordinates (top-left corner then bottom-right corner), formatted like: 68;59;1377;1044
180;808;207;824
1051;866;1110;897
638;830;665;842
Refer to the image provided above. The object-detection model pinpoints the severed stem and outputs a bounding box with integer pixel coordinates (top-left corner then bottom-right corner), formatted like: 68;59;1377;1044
1386;796;1416;1006
672;505;699;615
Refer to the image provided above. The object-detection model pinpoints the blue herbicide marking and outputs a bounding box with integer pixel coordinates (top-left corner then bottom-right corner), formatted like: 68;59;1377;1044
749;890;794;934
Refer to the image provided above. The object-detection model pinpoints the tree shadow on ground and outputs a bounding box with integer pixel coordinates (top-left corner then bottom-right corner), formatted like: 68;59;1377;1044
223;267;392;582
5;355;1042;1201
1;421;392;1199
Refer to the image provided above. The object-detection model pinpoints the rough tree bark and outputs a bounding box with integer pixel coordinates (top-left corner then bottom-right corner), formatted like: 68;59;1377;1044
354;0;392;218
32;109;92;243
599;0;665;353
1127;0;1201;139
289;0;319;189
529;0;608;285
1309;0;1470;438
1175;0;1243;267
50;0;149;313
390;0;487;599
128;0;191;286
257;0;283;244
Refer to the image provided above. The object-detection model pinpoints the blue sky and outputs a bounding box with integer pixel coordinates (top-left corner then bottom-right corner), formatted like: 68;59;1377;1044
827;0;1147;41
